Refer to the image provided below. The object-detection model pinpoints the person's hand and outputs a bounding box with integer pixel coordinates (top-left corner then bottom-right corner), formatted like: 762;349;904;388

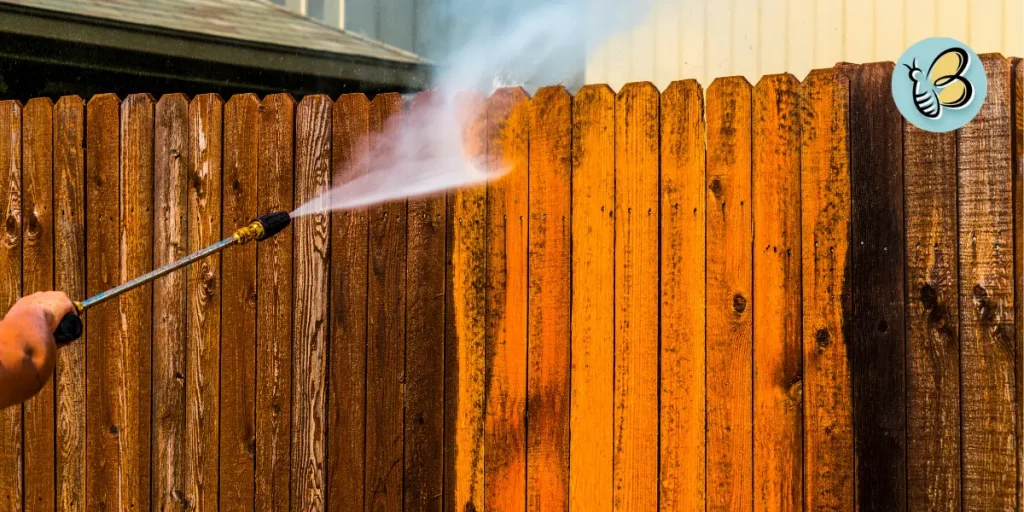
0;291;76;409
6;291;76;333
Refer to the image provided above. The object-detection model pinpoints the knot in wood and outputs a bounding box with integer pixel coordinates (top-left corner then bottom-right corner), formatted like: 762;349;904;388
201;264;216;297
786;379;803;405
815;328;830;348
191;172;206;197
732;293;746;313
24;211;40;240
4;215;18;245
919;284;938;310
972;284;998;324
876;319;888;333
708;178;723;197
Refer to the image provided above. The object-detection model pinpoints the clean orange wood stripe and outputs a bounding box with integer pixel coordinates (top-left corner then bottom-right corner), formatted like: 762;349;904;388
752;74;803;512
0;99;23;511
485;87;529;512
705;76;753;512
798;69;854;511
255;93;295;511
187;93;222;510
328;93;370;510
659;79;706;511
957;54;1017;510
152;93;189;511
569;84;615;512
220;93;259;511
613;82;659;511
448;92;488;512
54;95;86;512
526;85;571;511
22;97;54;512
292;94;332;511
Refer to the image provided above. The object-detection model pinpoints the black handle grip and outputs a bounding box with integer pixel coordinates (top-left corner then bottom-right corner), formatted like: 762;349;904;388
54;311;83;344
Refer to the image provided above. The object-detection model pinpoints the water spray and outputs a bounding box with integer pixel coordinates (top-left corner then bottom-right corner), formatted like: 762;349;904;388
53;211;292;344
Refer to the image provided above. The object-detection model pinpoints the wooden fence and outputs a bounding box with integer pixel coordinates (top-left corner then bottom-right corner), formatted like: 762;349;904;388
0;54;1020;511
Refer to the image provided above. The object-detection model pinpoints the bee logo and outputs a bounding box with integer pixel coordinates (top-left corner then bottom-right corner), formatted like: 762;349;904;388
904;48;974;119
892;37;986;133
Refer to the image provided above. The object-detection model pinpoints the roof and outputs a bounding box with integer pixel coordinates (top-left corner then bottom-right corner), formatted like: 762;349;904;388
0;0;430;89
2;0;424;64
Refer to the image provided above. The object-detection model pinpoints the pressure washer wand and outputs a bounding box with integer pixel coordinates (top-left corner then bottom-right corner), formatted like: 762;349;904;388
53;211;292;344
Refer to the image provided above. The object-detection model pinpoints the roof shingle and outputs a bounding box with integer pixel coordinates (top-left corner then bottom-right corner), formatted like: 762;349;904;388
1;0;424;64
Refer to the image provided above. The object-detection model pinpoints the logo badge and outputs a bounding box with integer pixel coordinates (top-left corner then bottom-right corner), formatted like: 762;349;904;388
892;37;986;132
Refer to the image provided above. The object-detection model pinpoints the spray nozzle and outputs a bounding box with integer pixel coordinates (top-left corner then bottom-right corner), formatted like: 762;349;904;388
233;211;291;244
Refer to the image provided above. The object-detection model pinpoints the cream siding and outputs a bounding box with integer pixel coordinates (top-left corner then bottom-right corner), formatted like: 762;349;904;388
586;0;1024;90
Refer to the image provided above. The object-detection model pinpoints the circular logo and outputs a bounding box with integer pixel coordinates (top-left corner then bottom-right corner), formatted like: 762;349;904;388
892;37;987;133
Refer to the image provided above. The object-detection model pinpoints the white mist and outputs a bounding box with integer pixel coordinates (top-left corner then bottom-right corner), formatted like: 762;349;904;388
291;0;653;217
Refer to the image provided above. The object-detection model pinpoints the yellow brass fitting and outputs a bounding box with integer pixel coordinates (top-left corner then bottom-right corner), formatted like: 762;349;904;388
232;220;265;245
73;300;84;313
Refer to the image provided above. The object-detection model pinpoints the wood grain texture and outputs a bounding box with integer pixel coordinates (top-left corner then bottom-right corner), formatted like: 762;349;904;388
84;94;120;512
568;84;615;512
83;93;154;510
752;74;803;512
705;76;753;512
187;93;222;510
292;94;332;512
484;87;529;512
1014;58;1023;512
21;97;54;512
405;91;446;512
221;93;259;511
152;93;189;512
0;99;23;512
658;79;706;512
118;93;155;512
798;69;854;511
447;92;487;512
904;123;960;508
957;54;1017;511
613;82;659;511
365;92;406;512
328;93;369;511
526;86;571;512
838;62;907;512
256;93;295;512
54;95;85;512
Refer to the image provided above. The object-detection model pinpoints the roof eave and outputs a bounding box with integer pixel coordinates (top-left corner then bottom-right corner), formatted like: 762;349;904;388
0;2;432;90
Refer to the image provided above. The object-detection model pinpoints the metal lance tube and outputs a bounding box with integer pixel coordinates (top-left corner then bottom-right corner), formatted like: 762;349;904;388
53;211;291;344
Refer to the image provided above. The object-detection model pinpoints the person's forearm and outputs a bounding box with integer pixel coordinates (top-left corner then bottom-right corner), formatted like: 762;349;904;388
0;319;51;409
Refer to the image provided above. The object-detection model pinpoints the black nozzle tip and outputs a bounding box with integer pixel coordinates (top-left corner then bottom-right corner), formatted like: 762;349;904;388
254;211;291;240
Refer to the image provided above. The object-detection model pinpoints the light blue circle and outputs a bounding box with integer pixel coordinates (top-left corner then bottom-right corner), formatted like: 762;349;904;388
891;37;987;133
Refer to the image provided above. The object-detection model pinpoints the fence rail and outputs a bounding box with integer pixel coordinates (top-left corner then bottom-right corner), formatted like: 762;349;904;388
0;55;1020;511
